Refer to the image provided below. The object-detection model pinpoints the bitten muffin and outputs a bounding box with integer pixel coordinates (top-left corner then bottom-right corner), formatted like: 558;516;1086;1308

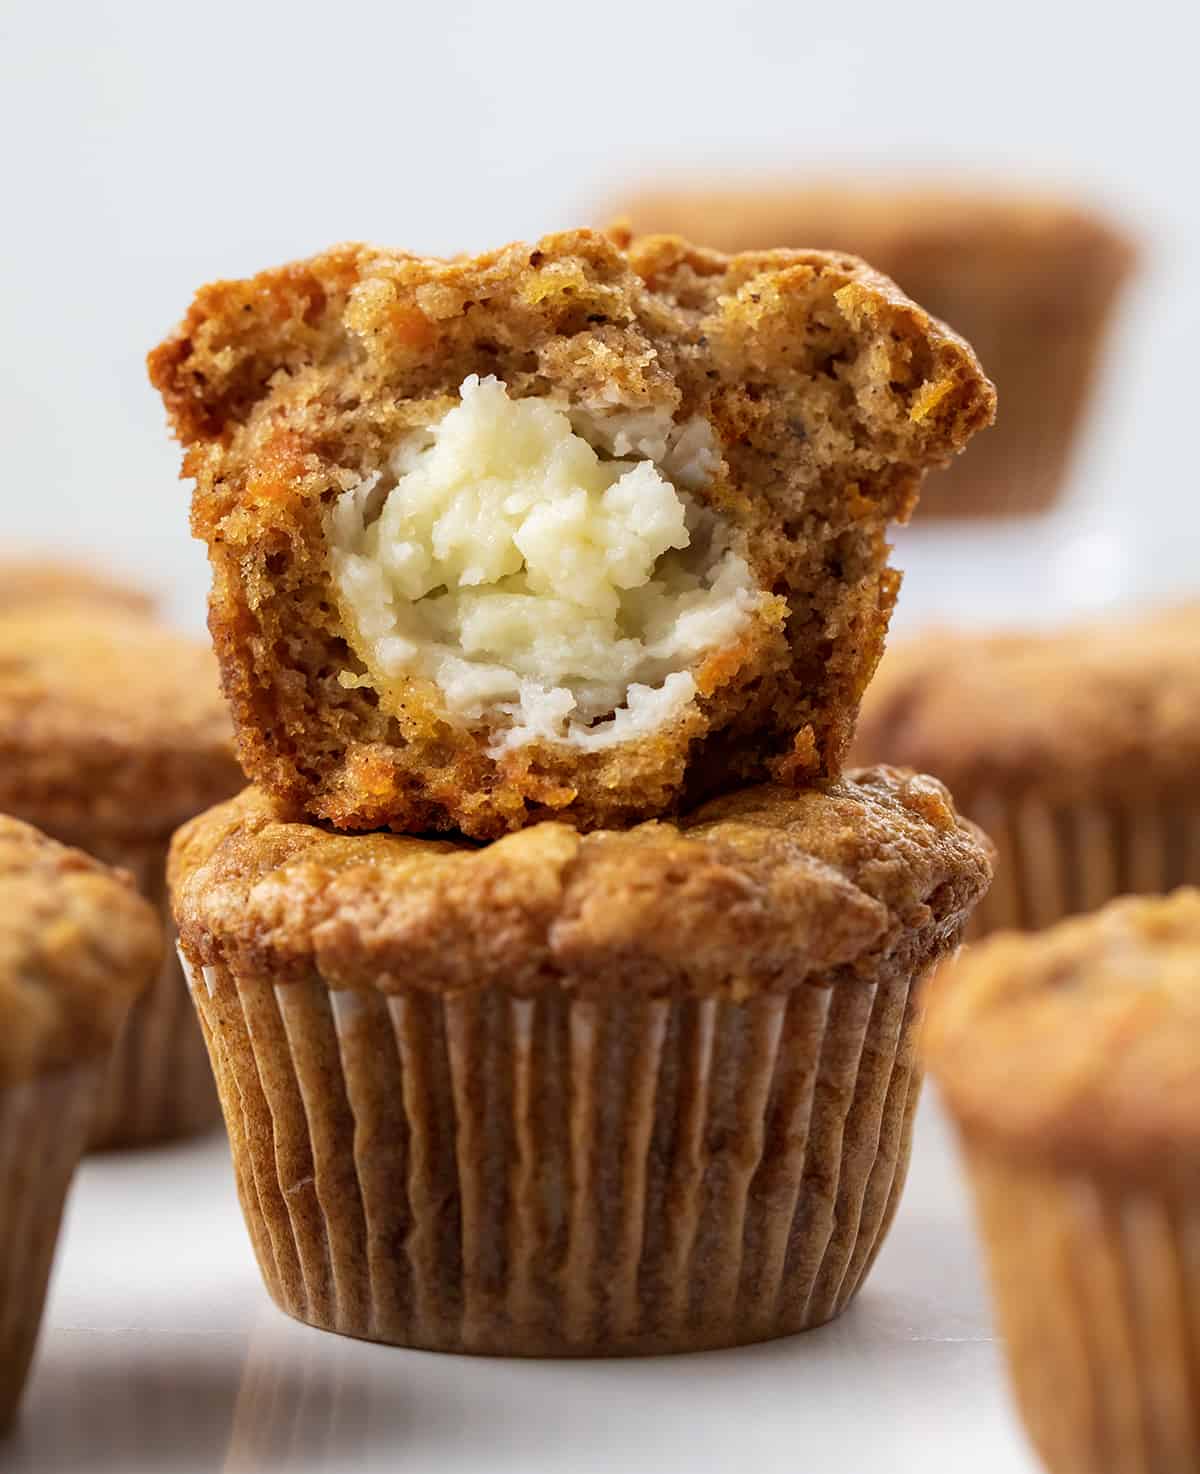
0;556;155;615
149;228;994;839
851;604;1200;936
0;817;161;1427
0;604;244;1148
925;890;1200;1474
613;184;1135;517
170;767;992;1356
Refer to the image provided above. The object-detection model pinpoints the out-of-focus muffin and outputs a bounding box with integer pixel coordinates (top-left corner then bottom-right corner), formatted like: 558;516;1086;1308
0;604;244;1147
0;555;156;615
612;183;1136;517
926;889;1200;1474
0;817;160;1427
851;604;1200;935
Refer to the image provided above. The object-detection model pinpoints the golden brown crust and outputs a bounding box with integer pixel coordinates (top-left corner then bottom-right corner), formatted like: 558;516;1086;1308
925;889;1200;1187
0;816;162;1083
150;229;994;838
0;606;245;839
169;766;993;997
0;557;156;616
851;604;1200;802
612;184;1135;518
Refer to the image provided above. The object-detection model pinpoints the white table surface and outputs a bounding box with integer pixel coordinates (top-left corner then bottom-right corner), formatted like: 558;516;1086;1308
7;1093;1041;1474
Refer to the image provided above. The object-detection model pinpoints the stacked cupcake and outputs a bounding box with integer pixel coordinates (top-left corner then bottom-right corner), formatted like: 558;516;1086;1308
151;227;997;1354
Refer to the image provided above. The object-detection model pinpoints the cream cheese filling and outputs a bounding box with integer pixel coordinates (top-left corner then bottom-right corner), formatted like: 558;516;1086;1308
330;374;760;753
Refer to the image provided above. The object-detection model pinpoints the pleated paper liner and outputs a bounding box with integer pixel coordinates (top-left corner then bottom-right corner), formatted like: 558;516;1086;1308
87;837;220;1150
966;1149;1200;1474
963;791;1200;939
184;952;930;1356
0;1063;104;1428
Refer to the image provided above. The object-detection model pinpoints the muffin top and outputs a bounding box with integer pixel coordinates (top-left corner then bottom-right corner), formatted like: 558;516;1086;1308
170;767;992;996
0;816;162;1084
926;889;1200;1185
0;605;244;839
851;604;1200;800
0;556;156;616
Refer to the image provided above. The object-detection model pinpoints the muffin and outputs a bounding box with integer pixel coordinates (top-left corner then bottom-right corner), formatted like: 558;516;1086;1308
149;228;994;839
614;183;1135;517
925;889;1200;1474
0;816;161;1427
851;604;1200;936
170;768;992;1356
0;556;156;615
0;604;245;1148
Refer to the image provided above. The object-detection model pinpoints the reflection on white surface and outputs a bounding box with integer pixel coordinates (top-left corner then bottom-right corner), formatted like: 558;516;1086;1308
2;1099;1040;1473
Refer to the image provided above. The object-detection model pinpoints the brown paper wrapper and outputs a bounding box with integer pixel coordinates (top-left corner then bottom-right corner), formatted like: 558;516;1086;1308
963;792;1200;939
965;1148;1200;1474
0;1064;104;1428
185;954;930;1356
83;837;220;1150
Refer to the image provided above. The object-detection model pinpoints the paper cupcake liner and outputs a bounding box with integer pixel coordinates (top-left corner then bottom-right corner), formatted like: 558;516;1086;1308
86;838;220;1150
962;792;1200;938
0;1064;104;1428
184;956;929;1356
966;1148;1200;1474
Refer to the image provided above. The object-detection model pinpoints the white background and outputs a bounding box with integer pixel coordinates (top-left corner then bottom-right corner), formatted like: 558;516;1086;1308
1;0;1198;631
1;4;1197;1470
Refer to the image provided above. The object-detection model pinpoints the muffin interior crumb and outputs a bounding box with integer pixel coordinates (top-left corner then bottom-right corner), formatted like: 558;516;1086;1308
329;374;762;752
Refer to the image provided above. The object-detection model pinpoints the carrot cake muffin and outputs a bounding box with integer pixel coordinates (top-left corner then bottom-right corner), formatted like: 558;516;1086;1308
150;228;994;839
170;766;992;1356
0;556;155;615
0;603;244;1148
0;817;160;1427
613;183;1135;517
851;604;1200;935
925;889;1200;1474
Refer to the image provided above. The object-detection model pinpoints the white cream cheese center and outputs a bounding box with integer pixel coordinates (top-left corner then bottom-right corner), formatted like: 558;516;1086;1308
330;375;758;752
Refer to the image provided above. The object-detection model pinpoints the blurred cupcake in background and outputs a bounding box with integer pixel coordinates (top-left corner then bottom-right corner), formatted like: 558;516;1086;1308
0;818;160;1428
0;597;244;1148
610;181;1136;518
925;889;1200;1474
0;554;156;616
852;603;1200;935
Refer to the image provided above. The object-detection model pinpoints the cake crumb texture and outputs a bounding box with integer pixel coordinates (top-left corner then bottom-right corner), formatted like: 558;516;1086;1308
151;229;994;837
